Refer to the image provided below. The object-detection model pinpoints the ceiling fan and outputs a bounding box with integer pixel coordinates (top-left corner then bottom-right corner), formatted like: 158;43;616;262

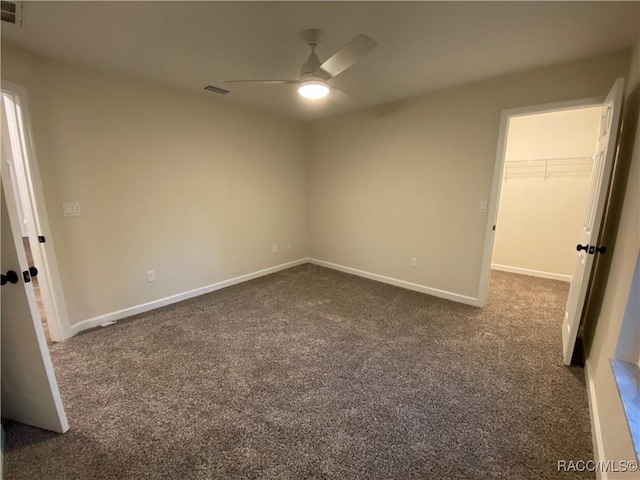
225;29;377;101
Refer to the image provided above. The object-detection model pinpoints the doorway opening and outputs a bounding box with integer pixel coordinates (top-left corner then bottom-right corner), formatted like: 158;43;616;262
1;81;71;342
23;238;50;342
482;105;604;362
490;106;602;287
478;97;606;308
477;79;625;366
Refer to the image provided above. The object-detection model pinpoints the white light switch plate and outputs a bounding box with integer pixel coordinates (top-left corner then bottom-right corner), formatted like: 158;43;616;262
62;202;81;216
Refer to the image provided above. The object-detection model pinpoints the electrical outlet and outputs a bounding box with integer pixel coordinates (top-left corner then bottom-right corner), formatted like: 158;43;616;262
410;257;418;267
287;241;292;250
147;270;156;282
272;244;278;254
62;202;81;217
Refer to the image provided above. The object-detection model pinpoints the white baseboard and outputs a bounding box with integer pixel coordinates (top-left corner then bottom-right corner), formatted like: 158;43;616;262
70;258;309;336
585;361;608;480
308;258;480;307
71;257;481;336
491;264;571;283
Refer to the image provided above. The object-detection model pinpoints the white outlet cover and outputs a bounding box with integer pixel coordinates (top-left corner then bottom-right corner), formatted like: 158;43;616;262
62;202;81;216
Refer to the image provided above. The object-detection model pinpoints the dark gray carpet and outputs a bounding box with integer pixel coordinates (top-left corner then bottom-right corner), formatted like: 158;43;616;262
3;265;593;479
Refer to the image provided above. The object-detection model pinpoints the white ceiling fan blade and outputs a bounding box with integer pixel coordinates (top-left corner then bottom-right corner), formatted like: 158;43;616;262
328;87;352;105
224;80;298;85
317;34;377;78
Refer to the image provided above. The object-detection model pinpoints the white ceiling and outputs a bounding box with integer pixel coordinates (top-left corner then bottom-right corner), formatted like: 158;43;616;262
2;1;638;121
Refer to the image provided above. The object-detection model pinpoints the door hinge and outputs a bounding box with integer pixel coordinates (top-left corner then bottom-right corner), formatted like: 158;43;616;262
577;244;606;254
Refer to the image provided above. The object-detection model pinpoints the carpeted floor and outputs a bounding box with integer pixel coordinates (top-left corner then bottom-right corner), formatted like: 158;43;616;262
3;265;593;479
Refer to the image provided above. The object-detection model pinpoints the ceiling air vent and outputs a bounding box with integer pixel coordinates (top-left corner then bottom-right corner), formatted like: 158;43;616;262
204;85;229;95
1;1;23;26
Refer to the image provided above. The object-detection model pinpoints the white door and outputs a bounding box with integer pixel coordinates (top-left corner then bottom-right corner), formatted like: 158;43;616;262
1;178;68;432
562;78;625;365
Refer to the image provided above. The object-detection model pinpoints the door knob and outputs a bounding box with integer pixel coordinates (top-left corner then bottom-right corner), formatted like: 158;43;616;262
576;244;589;252
1;270;19;286
29;266;38;278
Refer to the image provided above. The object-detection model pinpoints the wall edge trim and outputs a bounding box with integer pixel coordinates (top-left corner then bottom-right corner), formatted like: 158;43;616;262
491;264;572;282
585;360;608;480
71;256;484;336
308;258;480;307
70;258;310;335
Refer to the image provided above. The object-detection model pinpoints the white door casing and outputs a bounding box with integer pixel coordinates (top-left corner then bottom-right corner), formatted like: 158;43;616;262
1;83;71;341
562;78;625;366
478;96;605;309
1;136;68;433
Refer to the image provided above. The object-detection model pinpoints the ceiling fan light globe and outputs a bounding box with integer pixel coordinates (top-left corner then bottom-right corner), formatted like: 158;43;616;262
298;80;330;100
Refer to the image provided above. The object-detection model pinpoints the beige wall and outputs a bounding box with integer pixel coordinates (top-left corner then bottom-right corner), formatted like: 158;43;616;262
1;43;309;326
504;108;602;160
1;34;637;472
585;37;640;473
308;50;631;299
493;108;601;278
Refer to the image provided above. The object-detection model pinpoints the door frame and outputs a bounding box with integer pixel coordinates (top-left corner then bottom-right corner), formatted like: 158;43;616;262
1;80;71;341
477;96;605;307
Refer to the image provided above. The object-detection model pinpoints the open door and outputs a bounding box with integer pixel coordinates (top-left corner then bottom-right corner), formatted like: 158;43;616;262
562;78;625;365
1;151;68;432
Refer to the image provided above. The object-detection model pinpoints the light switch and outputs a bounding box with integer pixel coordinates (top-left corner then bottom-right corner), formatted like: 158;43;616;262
479;201;487;213
62;202;81;217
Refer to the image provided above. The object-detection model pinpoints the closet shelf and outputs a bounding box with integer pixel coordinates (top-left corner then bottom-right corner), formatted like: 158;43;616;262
503;156;594;180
